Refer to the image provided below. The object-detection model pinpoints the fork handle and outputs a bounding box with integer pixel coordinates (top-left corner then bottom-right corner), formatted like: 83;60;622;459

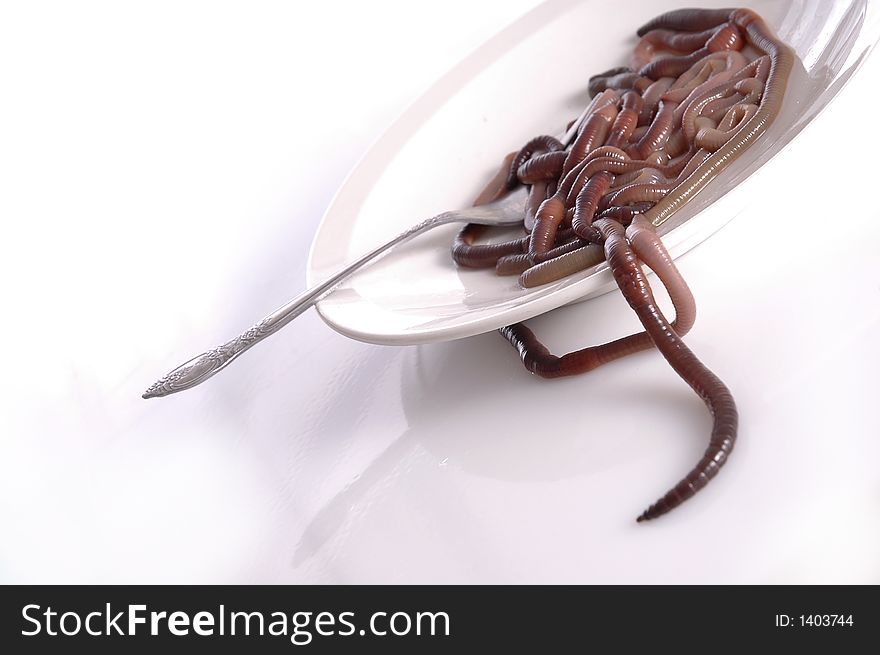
142;212;458;398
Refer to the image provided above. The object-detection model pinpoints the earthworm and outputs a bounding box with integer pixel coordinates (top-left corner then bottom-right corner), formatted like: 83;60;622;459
450;7;790;520
524;180;549;231
631;37;657;71
567;96;644;238
634;100;677;157
607;165;656;190
628;125;650;143
452;225;527;269
563;147;629;204
636;8;734;36
529;194;568;255
639;47;711;80
609;165;665;192
554;97;640;243
605;92;643;148
570;154;649;183
601;179;671;210
666;51;748;109
626;215;696;335
702;67;766;121
695;102;758;151
671;50;748;108
571;170;614;237
602;150;708;211
679;81;738;143
735;76;764;104
588;65;633;85
588;71;652;96
578;150;688;191
594;202;654;224
663;59;723;102
532;116;633;254
643;9;794;227
702;88;744;121
506;135;564;190
472;151;517;206
705;23;744;52
517;150;567;184
638;76;675;124
518;244;605;289
505;218;696;377
495;253;532;276
641;25;729;53
597;218;736;522
496;233;590;276
562;90;619;175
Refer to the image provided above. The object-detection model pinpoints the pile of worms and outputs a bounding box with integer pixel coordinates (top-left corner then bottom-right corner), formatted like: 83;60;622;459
452;8;793;521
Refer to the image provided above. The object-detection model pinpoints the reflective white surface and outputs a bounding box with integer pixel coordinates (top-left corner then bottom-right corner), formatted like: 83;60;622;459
1;0;879;584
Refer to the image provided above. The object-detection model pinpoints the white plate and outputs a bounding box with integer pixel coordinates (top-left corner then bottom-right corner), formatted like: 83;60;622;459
307;0;880;345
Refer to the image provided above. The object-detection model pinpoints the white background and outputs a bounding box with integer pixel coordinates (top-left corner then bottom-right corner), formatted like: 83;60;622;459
1;0;879;583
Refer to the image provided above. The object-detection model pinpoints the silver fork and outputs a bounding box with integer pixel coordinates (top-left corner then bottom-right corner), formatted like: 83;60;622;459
143;106;590;399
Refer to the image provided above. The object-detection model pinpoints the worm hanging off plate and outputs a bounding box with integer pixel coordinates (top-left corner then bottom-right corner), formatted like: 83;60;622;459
453;7;793;521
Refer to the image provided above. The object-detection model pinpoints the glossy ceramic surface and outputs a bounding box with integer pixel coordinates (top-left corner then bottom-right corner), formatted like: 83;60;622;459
309;0;880;345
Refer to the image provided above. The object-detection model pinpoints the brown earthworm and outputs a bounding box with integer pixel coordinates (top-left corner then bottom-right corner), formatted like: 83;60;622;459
638;76;675;125
680;84;737;143
588;66;633;88
666;51;747;109
664;125;689;158
594;202;655;224
601;179;663;211
702;88;744;121
588;71;652;96
472;151;517;206
505;218;697;378
571;171;615;237
498;232;591;277
597;218;736;522
641;26;724;53
608;165;657;190
636;8;734;36
602;179;671;210
705;23;744;52
605;91;643;149
639;47;711;80
631;37;657;71
567;96;645;238
695;102;758;151
585;150;689;189
529;194;568;255
608;166;664;192
734;76;764;104
505;135;564;190
643;9;794;227
495;253;532;276
517;150;567;184
533;130;632;255
563;147;629;205
663;58;724;101
562;90;619;176
517;244;605;289
702;74;764;121
634;100;677;157
449;7;789;521
451;225;527;269
628;125;650;144
524;180;549;231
